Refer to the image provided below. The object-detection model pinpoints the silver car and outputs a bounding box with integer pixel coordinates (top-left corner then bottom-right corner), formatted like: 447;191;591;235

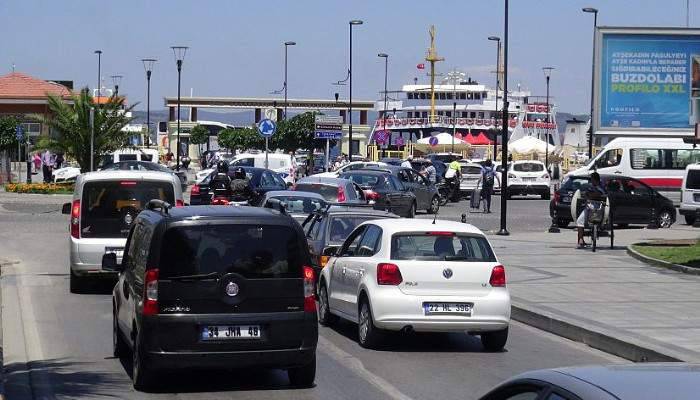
62;170;184;292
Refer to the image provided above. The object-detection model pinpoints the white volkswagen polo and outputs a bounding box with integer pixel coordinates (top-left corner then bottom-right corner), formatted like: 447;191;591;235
318;219;510;350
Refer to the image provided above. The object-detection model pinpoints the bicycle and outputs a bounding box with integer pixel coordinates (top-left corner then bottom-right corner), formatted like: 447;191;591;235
585;198;606;252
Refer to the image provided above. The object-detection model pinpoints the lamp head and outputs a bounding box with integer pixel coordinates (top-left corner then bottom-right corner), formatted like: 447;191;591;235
349;20;364;25
141;58;157;73
171;46;189;62
488;36;501;42
582;7;598;13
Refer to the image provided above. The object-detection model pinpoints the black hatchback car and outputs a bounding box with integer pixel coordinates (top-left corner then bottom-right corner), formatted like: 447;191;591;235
352;166;440;214
339;170;419;217
550;174;676;228
190;166;287;206
105;201;318;390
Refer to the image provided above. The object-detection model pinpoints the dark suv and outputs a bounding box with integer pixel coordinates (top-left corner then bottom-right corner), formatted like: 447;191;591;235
105;201;318;390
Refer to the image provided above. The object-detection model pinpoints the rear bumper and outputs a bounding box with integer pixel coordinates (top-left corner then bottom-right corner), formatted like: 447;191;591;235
69;236;125;276
145;347;316;370
679;205;699;216
507;183;549;194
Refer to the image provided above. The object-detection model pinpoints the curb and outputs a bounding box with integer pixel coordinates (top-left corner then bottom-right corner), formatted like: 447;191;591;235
511;304;682;363
627;244;700;276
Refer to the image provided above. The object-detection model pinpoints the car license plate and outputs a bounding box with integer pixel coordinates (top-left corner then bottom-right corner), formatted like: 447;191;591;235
423;303;472;316
104;247;124;258
523;177;536;182
201;325;261;340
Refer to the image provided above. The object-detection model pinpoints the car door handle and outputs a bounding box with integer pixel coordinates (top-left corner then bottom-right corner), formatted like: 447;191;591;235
359;268;365;277
614;170;622;174
342;267;347;275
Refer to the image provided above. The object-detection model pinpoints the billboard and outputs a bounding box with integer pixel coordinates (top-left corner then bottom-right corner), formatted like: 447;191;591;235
596;27;700;133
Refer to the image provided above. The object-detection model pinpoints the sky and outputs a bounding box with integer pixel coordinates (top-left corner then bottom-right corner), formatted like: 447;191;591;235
1;0;699;115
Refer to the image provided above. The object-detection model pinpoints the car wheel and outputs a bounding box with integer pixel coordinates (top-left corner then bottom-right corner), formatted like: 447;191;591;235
287;354;316;388
358;298;383;349
481;327;508;352
407;202;416;218
113;309;126;358
658;209;674;228
428;196;439;214
69;269;83;294
556;219;570;228
132;330;155;391
685;215;696;225
318;283;339;327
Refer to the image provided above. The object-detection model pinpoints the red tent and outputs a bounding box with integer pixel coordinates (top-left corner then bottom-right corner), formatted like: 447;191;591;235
464;132;493;145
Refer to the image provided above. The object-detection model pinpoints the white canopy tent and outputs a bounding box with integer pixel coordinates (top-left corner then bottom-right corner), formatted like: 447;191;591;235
414;132;470;153
509;135;550;154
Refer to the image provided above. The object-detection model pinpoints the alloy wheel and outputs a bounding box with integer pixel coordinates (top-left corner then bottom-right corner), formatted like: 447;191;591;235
659;210;673;228
358;304;369;343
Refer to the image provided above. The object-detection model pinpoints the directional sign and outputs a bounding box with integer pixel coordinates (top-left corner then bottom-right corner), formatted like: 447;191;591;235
429;136;438;147
257;118;276;138
314;115;343;140
15;125;24;141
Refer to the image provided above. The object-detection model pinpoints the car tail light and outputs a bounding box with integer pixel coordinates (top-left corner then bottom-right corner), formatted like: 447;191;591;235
175;199;184;207
489;265;506;287
191;184;200;196
541;173;550;179
70;199;81;238
303;266;316;312
553;191;561;204
337;186;346;202
377;263;402;285
365;190;380;201
143;269;159;316
426;231;454;236
120;181;137;186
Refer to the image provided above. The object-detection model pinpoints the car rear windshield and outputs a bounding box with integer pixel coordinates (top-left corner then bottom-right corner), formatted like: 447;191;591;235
560;177;591;192
159;224;302;279
295;183;338;201
687;170;700;190
390;233;496;262
513;163;544;172
461;166;482;175
342;174;382;188
328;215;388;244
268;196;326;214
80;180;174;238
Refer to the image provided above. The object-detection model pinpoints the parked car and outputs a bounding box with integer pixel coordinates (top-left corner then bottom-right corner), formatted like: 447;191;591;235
341;168;438;216
101;160;188;192
294;176;366;204
190;166;287;206
680;163;700;224
379;157;403;166
338;170;418;217
318;219;510;350
505;160;551;199
479;364;700;400
261;191;327;224
61;170;184;292
53;165;82;183
107;203;318;390
302;204;398;275
550;173;677;228
313;161;388;178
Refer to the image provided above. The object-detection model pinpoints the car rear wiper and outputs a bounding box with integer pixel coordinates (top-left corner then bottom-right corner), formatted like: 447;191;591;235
168;272;221;281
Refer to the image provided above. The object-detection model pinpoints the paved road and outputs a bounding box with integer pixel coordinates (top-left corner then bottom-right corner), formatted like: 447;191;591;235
1;194;622;400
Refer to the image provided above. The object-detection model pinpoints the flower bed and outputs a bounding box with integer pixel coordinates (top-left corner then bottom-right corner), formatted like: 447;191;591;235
4;182;74;194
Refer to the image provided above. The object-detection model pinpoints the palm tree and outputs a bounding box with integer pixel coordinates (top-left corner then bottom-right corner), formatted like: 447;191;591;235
37;89;136;172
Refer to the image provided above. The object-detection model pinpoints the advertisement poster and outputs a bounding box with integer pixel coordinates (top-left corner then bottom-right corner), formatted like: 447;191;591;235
600;31;700;130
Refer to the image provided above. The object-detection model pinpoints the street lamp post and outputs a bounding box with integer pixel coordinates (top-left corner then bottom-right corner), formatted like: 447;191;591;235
111;75;123;97
488;36;501;161
498;0;510;236
583;7;598;158
171;46;188;171
378;53;388;157
543;67;554;169
94;50;102;100
349;20;363;160
141;59;157;148
284;41;296;120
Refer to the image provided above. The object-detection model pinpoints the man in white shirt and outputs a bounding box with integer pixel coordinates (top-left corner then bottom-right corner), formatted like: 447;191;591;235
401;154;413;169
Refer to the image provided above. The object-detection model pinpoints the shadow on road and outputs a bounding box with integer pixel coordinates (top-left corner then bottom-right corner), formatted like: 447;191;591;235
4;359;131;398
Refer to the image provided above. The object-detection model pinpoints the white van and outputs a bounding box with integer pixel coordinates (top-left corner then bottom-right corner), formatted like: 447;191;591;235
569;137;700;204
229;153;297;174
680;164;700;224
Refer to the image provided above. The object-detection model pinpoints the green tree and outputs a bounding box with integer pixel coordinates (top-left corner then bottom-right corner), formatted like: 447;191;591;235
189;124;209;156
36;90;136;172
0;116;20;182
218;127;262;152
274;112;335;154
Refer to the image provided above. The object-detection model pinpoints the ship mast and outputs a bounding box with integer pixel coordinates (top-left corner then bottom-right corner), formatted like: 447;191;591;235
426;25;444;123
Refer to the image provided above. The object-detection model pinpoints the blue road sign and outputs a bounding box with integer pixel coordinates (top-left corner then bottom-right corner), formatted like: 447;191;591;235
315;131;343;139
15;125;24;141
429;136;438;147
257;119;277;138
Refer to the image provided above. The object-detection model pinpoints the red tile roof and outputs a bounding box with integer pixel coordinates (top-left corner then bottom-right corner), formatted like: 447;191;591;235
0;72;72;99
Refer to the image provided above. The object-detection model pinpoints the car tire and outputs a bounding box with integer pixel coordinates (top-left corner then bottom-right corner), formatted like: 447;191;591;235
113;309;126;358
69;269;84;294
658;209;674;228
318;282;339;327
481;327;508;352
556;219;570;228
132;330;155;391
428;196;440;214
685;215;696;225
358;298;383;349
407;202;416;218
287;354;316;388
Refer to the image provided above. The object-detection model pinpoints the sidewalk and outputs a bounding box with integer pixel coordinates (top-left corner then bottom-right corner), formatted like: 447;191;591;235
491;224;700;362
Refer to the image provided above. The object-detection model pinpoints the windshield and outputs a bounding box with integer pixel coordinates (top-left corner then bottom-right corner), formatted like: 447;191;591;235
295;183;339;201
461;166;482;175
390;233;496;262
560;177;591;192
267;195;326;214
341;173;383;188
328;215;388;244
514;163;544;172
80;180;174;238
159;224;303;279
102;161;170;173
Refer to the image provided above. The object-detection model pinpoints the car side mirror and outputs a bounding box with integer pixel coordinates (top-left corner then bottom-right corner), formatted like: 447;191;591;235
101;253;124;273
61;202;71;215
322;246;339;257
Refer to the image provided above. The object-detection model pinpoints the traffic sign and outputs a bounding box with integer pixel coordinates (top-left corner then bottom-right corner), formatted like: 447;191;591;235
257;119;277;138
314;115;343;140
429;136;438;147
374;130;388;145
15;125;24;141
395;136;405;146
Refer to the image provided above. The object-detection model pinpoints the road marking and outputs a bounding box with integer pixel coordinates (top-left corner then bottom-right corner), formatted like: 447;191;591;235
318;336;415;400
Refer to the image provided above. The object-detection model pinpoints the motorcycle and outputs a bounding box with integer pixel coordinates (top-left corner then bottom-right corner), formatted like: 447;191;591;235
437;178;460;206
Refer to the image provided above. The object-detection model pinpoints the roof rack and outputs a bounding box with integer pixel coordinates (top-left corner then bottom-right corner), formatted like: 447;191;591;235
146;199;172;215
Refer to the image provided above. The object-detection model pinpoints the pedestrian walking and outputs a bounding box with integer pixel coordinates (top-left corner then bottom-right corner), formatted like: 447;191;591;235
41;149;54;183
478;159;500;213
32;153;41;174
55;153;64;169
